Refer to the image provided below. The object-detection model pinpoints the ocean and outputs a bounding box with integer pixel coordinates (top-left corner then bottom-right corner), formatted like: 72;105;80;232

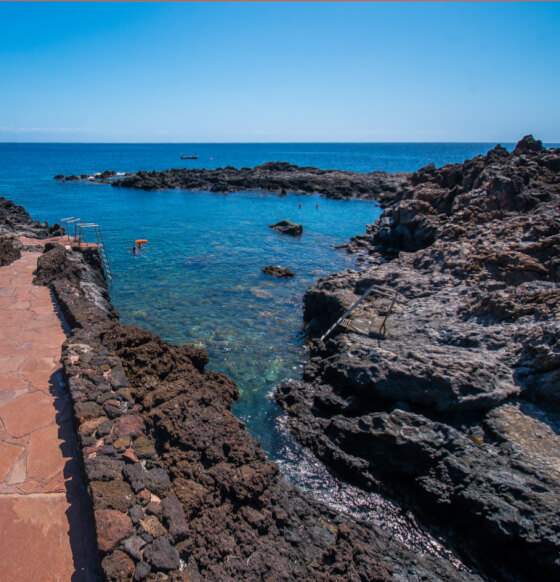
1;141;550;533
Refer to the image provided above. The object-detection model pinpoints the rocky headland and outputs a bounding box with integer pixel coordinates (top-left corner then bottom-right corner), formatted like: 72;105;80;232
1;205;478;578
276;136;560;581
55;161;408;201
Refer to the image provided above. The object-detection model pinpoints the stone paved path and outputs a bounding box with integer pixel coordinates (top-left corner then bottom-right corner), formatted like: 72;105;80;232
0;246;98;580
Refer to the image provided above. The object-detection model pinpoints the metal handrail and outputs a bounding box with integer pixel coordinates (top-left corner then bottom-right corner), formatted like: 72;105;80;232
320;283;403;342
78;223;113;282
60;217;77;240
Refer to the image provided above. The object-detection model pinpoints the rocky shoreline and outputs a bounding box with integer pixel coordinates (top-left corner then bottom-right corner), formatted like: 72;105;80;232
276;136;560;581
1;205;477;578
55;161;408;202
13;135;559;580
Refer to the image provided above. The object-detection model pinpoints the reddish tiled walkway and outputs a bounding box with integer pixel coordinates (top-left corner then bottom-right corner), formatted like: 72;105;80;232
0;247;98;580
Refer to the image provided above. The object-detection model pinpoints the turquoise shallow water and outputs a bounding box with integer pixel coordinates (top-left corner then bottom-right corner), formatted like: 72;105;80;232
1;142;540;537
101;187;378;459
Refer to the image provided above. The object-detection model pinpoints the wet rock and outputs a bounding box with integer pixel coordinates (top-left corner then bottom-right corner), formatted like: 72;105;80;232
95;509;134;552
269;220;303;236
262;265;295;278
143;536;180;571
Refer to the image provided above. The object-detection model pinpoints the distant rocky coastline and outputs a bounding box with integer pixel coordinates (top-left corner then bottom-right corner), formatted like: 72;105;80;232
276;136;560;581
55;161;408;202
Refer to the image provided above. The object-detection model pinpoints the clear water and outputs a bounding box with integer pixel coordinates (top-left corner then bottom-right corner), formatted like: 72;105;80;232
1;142;546;549
2;141;520;460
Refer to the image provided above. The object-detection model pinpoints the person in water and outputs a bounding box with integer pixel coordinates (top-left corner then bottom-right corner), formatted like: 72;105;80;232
132;245;137;255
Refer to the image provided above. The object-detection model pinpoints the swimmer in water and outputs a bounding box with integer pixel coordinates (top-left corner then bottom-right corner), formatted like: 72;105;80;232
132;245;137;255
298;203;302;209
316;203;319;209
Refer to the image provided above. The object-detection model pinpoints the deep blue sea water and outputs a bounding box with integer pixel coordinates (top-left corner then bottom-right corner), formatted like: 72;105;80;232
2;141;555;540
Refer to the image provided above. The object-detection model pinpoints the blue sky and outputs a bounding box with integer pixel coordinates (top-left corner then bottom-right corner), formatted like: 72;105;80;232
0;2;558;143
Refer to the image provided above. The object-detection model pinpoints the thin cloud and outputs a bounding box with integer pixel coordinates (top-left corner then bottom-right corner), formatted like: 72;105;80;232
0;126;89;134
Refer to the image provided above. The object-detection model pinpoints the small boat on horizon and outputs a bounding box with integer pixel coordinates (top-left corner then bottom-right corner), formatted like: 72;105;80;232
180;154;199;160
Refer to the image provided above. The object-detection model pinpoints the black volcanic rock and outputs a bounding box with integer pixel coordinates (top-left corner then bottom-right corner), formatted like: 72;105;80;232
58;162;410;202
262;265;295;278
0;196;63;239
269;220;303;236
513;133;546;154
0;236;22;266
277;136;560;581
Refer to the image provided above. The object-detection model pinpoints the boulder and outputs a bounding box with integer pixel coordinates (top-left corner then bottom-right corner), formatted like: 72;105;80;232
269;220;303;236
262;265;295;278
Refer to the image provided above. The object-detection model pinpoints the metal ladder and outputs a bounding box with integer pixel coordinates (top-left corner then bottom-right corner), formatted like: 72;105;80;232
79;223;113;282
320;283;401;342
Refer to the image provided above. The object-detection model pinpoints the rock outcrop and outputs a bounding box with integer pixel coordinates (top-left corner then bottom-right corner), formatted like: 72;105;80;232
269;220;303;236
276;136;560;581
0;196;63;239
0;236;22;266
262;265;295;278
55;162;408;201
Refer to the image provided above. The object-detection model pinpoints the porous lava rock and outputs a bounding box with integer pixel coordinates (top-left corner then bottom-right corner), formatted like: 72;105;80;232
0;236;22;266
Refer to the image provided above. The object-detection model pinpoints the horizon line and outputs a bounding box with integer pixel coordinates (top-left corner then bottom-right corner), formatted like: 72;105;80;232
1;139;557;146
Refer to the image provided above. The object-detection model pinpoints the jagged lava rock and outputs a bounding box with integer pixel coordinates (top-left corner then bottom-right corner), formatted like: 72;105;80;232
277;135;560;581
269;220;303;236
262;265;295;278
